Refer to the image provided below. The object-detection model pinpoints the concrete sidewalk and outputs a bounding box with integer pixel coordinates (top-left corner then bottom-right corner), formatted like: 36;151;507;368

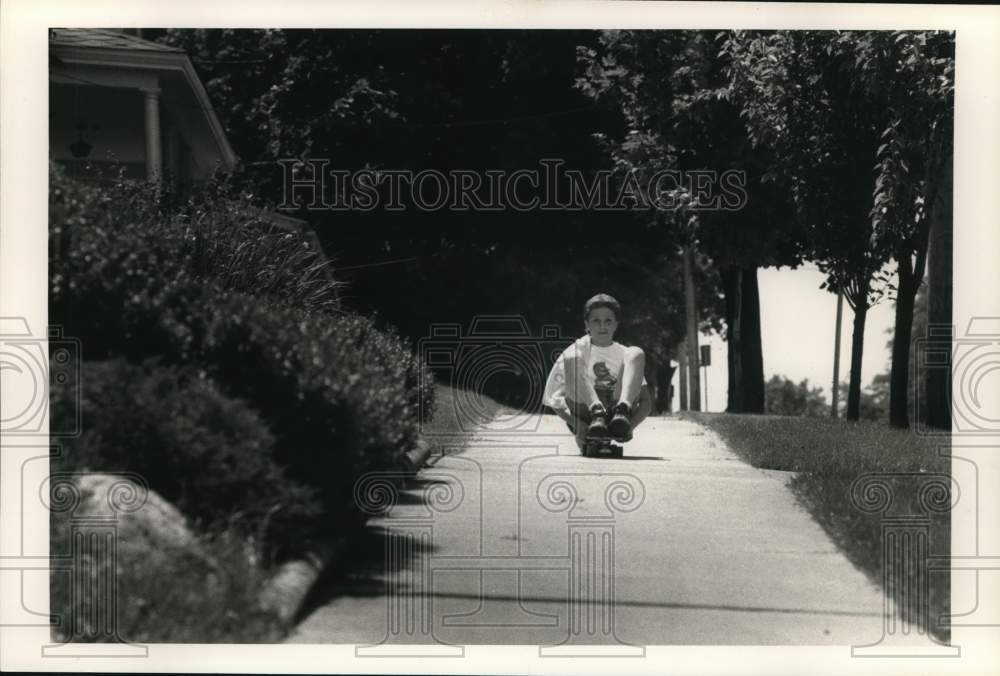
288;413;886;646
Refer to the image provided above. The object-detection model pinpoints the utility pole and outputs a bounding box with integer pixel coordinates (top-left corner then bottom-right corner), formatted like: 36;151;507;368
831;289;843;418
683;246;701;411
700;344;711;412
678;339;689;411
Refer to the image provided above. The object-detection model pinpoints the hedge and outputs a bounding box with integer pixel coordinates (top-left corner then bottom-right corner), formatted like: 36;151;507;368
50;358;322;557
49;163;435;560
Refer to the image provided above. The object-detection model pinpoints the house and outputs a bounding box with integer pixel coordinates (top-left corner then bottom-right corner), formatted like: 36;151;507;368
49;28;237;193
48;28;323;251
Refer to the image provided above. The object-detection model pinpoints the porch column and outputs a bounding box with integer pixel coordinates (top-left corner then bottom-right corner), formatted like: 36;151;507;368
141;87;162;183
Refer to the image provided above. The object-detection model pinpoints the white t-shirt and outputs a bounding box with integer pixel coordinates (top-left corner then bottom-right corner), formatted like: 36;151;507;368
542;336;645;411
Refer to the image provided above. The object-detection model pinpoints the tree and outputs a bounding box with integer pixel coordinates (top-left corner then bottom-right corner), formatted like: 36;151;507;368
160;29;721;406
722;30;898;421
850;31;954;429
577;30;804;414
765;375;829;417
845;281;929;426
909;281;930;423
624;246;724;412
159;29;401;197
837;374;890;422
924;148;952;429
724;31;954;426
880;280;930;424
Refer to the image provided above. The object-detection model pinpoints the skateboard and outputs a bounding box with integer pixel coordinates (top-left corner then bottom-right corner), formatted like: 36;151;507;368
583;436;624;458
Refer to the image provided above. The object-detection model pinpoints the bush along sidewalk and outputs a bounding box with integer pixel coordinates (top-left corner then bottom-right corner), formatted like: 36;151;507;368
48;165;437;641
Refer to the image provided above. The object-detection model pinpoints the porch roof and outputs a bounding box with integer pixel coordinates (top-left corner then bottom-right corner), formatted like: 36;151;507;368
50;28;185;53
50;28;237;172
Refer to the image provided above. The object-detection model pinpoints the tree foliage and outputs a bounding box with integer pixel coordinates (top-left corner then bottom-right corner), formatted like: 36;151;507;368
161;29;400;196
852;31;954;428
150;29;951;420
159;29;724;398
577;31;803;268
720;30;953;424
577;30;804;412
765;375;828;418
721;30;890;309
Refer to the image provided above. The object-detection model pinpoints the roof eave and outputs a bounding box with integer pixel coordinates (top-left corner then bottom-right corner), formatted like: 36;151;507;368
51;45;238;171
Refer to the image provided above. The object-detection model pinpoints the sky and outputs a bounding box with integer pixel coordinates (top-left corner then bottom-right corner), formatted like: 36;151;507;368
671;264;896;413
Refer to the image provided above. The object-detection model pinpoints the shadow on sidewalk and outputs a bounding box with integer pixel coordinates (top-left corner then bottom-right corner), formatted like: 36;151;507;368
294;479;444;623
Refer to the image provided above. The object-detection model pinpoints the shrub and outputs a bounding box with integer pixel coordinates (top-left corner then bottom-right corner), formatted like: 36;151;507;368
49;164;436;555
765;375;829;417
51;358;323;558
49;162;341;362
189;292;431;522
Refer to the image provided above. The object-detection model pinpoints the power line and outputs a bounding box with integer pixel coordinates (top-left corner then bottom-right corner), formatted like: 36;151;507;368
335;256;421;272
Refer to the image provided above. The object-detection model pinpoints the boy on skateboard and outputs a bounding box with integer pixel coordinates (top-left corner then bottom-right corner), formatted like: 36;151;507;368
542;293;652;454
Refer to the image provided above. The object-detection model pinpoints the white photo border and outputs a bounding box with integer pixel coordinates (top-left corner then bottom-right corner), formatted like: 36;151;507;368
2;1;998;674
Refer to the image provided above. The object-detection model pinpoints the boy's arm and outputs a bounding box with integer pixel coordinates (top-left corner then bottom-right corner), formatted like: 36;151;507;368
542;348;569;415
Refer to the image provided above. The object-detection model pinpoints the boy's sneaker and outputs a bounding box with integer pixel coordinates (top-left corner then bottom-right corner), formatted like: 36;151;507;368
608;402;633;442
586;403;610;439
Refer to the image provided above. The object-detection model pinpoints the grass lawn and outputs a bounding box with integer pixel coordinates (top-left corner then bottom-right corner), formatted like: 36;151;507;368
685;412;952;644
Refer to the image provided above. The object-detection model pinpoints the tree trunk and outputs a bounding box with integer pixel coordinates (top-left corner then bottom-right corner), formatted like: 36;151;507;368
721;266;743;413
925;149;953;430
889;258;917;428
740;267;765;413
720;264;763;413
683;247;701;411
655;363;675;414
831;290;844;418
846;302;869;421
888;197;931;430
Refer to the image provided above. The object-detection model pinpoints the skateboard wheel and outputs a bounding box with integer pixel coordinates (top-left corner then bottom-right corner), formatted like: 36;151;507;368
583;438;623;458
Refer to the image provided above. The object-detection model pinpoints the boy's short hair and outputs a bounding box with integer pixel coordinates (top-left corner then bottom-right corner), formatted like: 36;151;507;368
583;293;622;322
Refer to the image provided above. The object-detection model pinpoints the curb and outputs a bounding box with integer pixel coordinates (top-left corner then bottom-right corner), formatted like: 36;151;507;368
400;437;433;475
259;543;335;625
263;438;434;627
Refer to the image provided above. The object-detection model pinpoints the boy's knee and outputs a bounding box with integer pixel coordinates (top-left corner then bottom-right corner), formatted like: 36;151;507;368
636;388;653;415
628;387;652;427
